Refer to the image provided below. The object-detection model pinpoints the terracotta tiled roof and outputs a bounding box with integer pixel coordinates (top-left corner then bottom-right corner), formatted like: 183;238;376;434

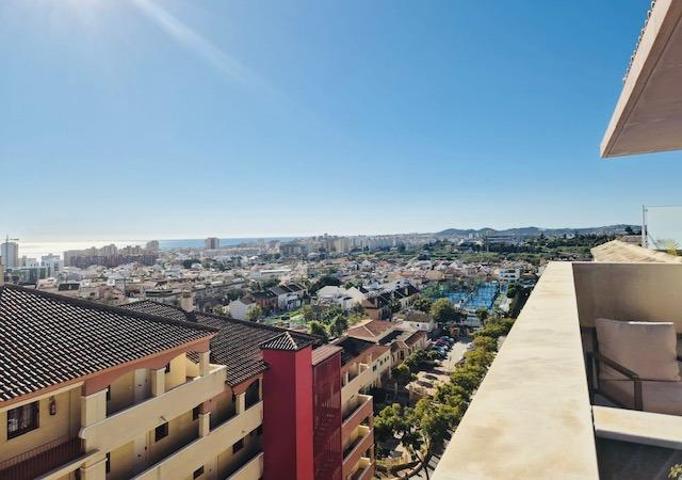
260;331;313;351
122;301;317;387
331;336;375;365
346;320;395;340
405;330;426;346
0;286;216;403
312;345;343;366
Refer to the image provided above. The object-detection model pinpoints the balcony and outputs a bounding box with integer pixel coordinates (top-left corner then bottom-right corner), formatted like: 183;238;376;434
80;364;227;454
225;451;264;480
132;401;263;480
342;425;373;479
341;366;372;406
350;457;374;480
432;260;682;480
0;437;83;480
342;394;372;441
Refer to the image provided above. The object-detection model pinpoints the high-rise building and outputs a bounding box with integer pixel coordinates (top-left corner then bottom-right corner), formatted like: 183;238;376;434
205;237;220;250
41;254;63;277
146;240;160;252
0;241;18;269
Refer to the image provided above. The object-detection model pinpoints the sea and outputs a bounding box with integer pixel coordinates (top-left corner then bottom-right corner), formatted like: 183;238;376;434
16;237;295;260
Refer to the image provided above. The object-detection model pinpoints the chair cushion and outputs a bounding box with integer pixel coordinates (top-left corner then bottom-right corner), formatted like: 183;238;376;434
596;317;680;381
600;379;682;416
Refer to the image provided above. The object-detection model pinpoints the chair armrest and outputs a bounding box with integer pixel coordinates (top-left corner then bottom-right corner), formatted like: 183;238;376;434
595;352;643;411
595;352;640;380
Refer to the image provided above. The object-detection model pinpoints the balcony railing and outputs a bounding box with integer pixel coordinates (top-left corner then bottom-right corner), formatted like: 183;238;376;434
341;367;372;406
342;394;373;441
80;364;227;454
0;437;82;480
225;451;264;480
342;426;374;479
132;401;263;480
350;457;374;480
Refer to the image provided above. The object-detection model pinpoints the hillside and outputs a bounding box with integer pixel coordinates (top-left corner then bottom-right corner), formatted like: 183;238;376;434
435;224;638;238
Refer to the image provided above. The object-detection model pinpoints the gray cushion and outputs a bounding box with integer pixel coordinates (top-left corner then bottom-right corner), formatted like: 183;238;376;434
596;318;680;382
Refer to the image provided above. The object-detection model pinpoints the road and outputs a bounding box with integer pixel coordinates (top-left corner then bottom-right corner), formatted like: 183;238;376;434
442;340;468;372
409;340;469;479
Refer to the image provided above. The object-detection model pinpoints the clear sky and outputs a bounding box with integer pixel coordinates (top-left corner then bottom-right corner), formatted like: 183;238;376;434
1;0;681;241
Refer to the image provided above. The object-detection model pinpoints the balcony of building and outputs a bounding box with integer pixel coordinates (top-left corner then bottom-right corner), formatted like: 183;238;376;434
224;450;263;480
342;394;373;442
432;261;682;480
349;457;374;480
341;365;372;406
0;437;85;480
132;400;263;480
342;425;374;479
80;364;227;455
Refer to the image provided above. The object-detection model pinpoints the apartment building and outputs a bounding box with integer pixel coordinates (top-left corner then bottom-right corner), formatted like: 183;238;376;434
0;282;385;480
0;285;222;480
433;2;682;479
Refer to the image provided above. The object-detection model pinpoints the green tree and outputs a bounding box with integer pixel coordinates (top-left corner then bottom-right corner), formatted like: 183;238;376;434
329;314;349;337
226;288;243;301
246;305;263;322
412;295;434;313
430;298;458;325
392;363;414;387
374;403;408;454
301;304;316;322
308;321;329;343
475;308;489;323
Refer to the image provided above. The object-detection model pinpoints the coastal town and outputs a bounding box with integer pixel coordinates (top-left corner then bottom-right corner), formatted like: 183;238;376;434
0;225;635;478
3;1;682;479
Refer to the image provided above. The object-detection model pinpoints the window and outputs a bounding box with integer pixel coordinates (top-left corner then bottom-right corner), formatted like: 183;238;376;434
7;402;39;439
155;422;169;441
193;466;204;479
105;453;111;474
232;438;244;453
193;406;201;421
257;425;263;436
164;363;171;373
106;386;111;402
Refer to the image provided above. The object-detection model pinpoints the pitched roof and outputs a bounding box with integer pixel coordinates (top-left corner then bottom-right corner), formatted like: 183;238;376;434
405;330;427;346
346;319;396;341
0;285;216;404
331;336;375;365
260;331;313;351
122;301;317;387
591;240;682;263
312;345;343;366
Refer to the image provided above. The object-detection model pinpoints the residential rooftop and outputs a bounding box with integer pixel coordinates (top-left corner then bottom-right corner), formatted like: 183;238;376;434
0;285;216;403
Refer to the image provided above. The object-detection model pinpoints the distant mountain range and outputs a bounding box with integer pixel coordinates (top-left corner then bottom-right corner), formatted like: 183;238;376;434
435;224;639;238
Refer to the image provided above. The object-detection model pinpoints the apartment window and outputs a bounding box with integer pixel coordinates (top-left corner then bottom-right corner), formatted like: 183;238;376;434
105;453;111;474
193;466;204;479
164;363;171;373
106;386;112;402
155;422;169;441
257;425;263;436
7;402;39;439
193;406;201;421
232;438;244;454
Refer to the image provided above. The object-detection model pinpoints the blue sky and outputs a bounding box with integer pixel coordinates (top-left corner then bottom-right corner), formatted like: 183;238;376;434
1;0;681;241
